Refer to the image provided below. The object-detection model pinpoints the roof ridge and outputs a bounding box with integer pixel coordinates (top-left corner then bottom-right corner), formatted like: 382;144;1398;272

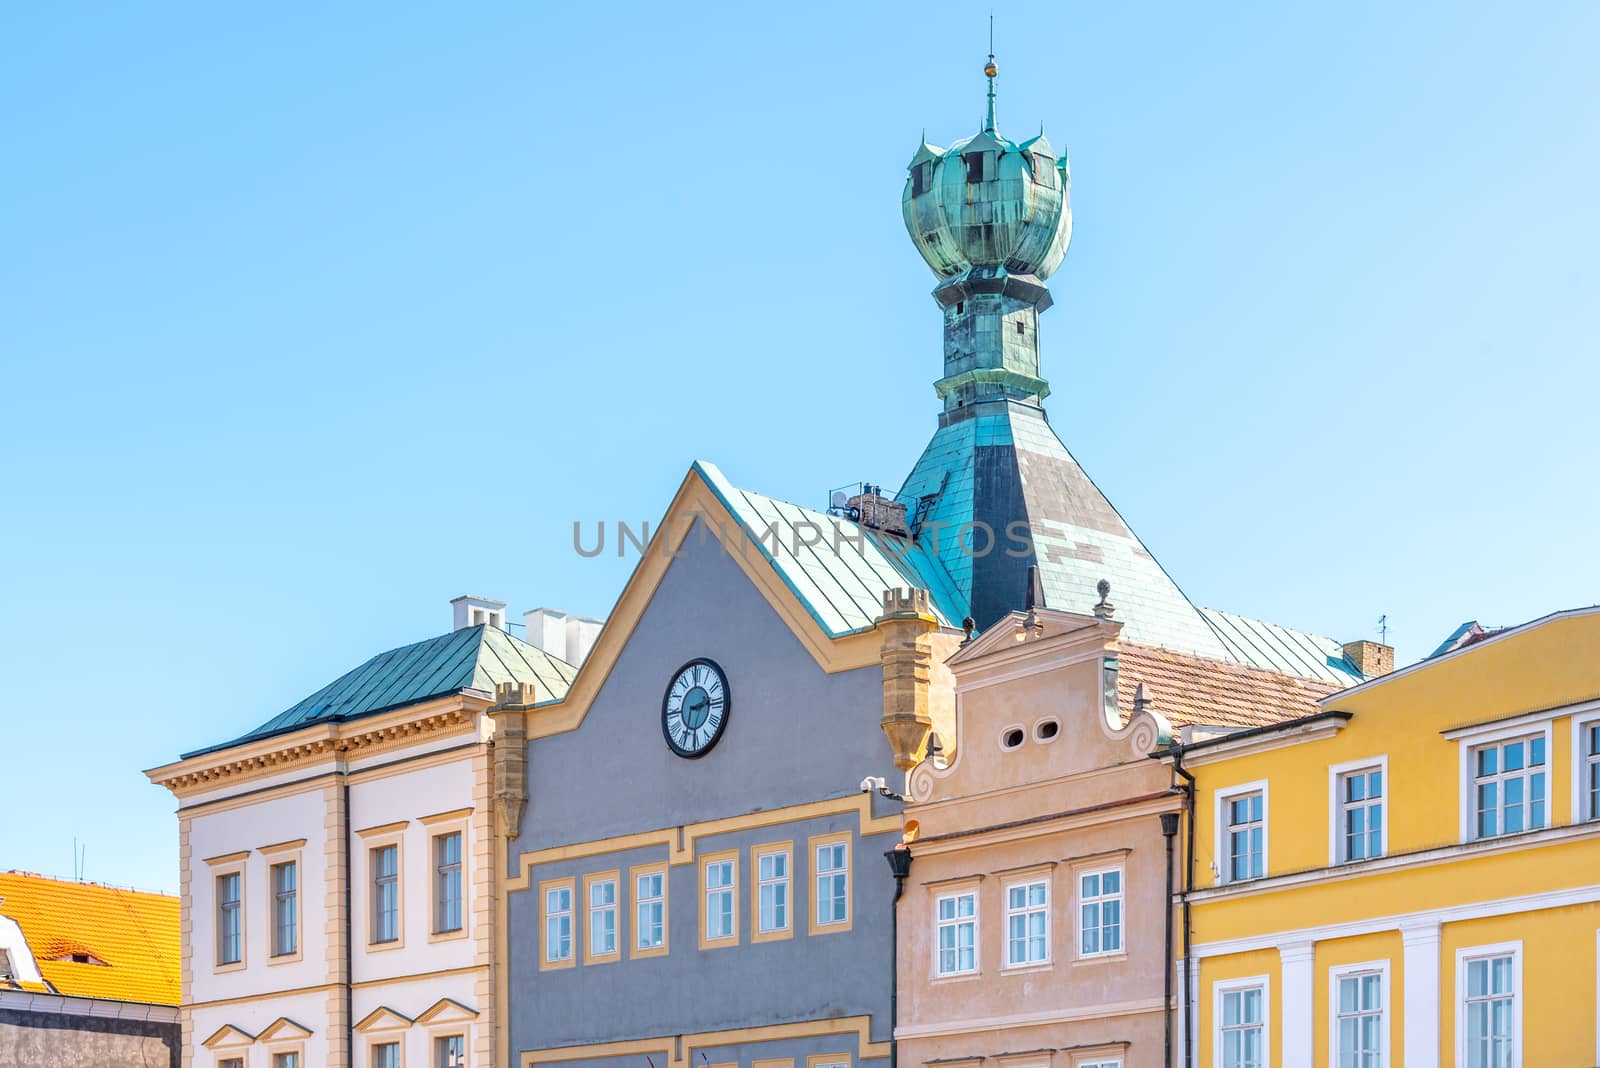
1120;642;1342;691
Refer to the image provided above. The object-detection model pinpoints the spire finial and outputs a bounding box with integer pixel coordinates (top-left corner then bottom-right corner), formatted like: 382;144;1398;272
983;15;998;134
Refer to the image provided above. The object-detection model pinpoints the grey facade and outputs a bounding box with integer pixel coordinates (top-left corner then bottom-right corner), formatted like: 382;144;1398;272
506;521;902;1066
0;1000;179;1068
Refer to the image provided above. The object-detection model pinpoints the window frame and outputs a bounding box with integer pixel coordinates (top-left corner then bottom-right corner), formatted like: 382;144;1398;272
808;830;852;935
214;864;245;971
1455;940;1522;1068
699;849;739;949
1002;875;1051;969
1328;959;1390;1068
538;876;576;970
433;1032;466;1068
1455;722;1554;842
1328;756;1389;866
427;824;466;940
629;862;668;959
1573;708;1600;824
269;1049;304;1068
1467;732;1550;840
583;870;621;965
1212;974;1270;1068
1214;781;1269;884
751;841;793;943
368;1040;403;1068
932;885;979;978
269;857;300;960
1076;865;1124;961
368;839;404;949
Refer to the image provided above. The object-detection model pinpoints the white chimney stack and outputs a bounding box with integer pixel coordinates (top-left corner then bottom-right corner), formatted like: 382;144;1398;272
451;595;507;632
523;608;604;666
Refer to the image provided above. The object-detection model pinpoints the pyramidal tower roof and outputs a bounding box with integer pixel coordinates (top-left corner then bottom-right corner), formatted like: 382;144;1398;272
893;54;1241;661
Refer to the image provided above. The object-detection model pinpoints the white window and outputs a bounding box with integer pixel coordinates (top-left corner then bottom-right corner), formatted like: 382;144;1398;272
435;1034;465;1068
1078;867;1123;957
216;871;242;965
271;861;297;956
635;871;665;950
1458;944;1520;1068
544;884;572;962
1078;1062;1122;1068
1581;719;1600;822
1471;735;1546;838
434;831;463;934
1336;766;1385;863
1218;785;1267;882
934;890;976;976
371;845;399;943
814;840;849;927
705;859;735;941
588;877;617;957
1215;978;1268;1068
1004;879;1049;966
372;1044;400;1068
757;849;789;933
273;1055;300;1068
1330;962;1388;1067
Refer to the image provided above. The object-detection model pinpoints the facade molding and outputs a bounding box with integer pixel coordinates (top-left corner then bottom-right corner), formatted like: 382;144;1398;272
520;1014;891;1068
891;997;1165;1040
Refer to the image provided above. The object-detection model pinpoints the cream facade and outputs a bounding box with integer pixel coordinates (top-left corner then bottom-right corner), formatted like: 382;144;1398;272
149;689;511;1068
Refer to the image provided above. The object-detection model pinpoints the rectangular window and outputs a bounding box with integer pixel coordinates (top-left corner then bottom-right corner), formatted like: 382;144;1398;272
963;151;989;183
1461;950;1518;1068
704;857;736;943
544;883;573;963
436;1034;465;1068
271;860;297;956
1078;1062;1121;1068
911;161;931;197
635;869;665;951
1031;152;1057;189
1472;735;1546;838
756;848;789;934
433;832;462;934
1334;969;1384;1066
217;871;242;965
372;1044;399;1068
1079;868;1123;957
371;845;399;943
935;891;977;976
1583;722;1600;822
222;1060;244;1068
273;1055;300;1068
1225;791;1266;881
813;838;850;929
1218;984;1266;1068
1338;767;1385;862
1005;879;1049;966
588;875;618;959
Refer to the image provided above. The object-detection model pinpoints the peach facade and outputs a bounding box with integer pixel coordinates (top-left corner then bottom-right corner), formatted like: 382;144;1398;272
899;610;1181;1068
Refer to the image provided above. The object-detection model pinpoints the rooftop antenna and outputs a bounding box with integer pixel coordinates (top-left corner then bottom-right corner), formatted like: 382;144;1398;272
983;14;998;133
1378;614;1389;645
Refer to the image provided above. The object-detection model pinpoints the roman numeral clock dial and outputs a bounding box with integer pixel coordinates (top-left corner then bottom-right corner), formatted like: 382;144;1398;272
661;658;730;758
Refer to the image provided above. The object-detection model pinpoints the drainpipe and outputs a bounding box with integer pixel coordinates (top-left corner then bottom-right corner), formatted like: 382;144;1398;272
884;845;912;1068
342;766;354;1068
1171;748;1197;1068
1159;811;1179;1068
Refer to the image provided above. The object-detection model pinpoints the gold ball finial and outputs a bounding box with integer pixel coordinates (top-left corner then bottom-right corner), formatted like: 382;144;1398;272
984;60;998;78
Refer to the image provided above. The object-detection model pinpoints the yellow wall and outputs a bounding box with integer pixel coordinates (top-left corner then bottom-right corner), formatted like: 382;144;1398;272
1311;932;1403;1066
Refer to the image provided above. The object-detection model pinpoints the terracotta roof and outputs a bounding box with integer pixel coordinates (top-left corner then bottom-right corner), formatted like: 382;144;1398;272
0;872;179;1006
1116;643;1343;731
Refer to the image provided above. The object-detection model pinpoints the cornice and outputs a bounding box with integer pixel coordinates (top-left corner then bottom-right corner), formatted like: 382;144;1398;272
147;693;484;797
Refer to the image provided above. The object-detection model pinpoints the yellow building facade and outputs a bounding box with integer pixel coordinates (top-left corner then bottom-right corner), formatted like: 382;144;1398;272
1174;607;1600;1067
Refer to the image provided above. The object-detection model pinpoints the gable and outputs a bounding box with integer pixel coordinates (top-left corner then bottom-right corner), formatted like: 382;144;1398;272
355;1006;414;1033
256;1018;314;1042
414;997;478;1026
201;1024;256;1049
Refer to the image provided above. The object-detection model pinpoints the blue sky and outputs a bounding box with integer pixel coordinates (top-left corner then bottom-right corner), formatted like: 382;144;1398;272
2;2;1597;894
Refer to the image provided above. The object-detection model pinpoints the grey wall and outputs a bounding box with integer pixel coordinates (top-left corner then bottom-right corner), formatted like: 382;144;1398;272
0;1007;178;1068
509;522;901;1060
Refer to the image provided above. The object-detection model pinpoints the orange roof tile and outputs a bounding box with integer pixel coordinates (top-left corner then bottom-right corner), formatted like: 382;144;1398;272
1116;643;1343;731
0;871;179;1006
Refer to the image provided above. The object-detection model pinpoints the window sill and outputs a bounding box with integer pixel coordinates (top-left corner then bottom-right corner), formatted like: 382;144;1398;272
1000;960;1054;975
213;960;246;975
931;970;981;984
367;938;404;954
1074;951;1128;966
428;927;469;945
266;951;303;966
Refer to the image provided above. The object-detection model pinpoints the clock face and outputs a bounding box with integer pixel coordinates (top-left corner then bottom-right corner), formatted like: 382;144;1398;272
661;658;730;758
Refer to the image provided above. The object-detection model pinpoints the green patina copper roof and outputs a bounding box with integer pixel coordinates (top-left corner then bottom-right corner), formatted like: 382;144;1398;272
184;624;576;758
694;461;962;638
1199;607;1367;686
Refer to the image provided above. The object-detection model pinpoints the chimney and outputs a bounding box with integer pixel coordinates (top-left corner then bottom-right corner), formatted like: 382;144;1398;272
451;595;506;632
523;608;604;667
847;485;909;537
1342;639;1395;677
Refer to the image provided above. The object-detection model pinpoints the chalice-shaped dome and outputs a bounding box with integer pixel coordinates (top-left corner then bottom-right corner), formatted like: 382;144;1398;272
901;60;1072;280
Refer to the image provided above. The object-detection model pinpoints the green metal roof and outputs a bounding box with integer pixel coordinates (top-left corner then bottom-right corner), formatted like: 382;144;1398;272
1199;607;1368;686
184;624;576;758
694;461;962;638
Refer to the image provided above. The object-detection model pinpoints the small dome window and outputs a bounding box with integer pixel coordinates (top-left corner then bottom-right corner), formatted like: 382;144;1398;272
1031;153;1056;189
964;151;992;183
1035;719;1060;742
1001;726;1025;750
911;161;933;197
